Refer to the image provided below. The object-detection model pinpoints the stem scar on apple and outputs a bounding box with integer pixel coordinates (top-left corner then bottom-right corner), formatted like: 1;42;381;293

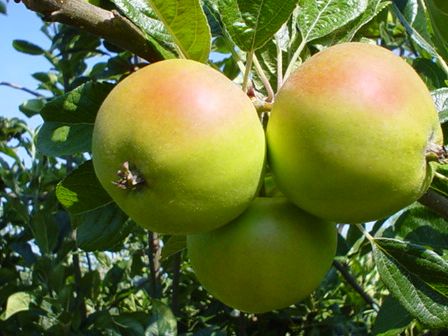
112;161;145;190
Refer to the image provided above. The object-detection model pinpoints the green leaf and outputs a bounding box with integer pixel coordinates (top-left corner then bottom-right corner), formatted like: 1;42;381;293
411;58;447;90
0;292;32;320
36;122;93;156
372;237;448;328
111;0;176;59
145;300;177;336
75;203;134;252
394;204;448;252
36;82;113;156
0;117;28;142
40;81;114;124
203;1;225;37
0;1;6;15
217;0;298;51
253;8;302;92
12;40;44;55
56;160;112;214
161;235;186;260
297;0;369;43
402;0;433;44
32;71;61;94
114;314;146;335
339;0;390;43
432;88;448;122
313;0;389;47
424;0;448;61
147;0;211;62
432;165;448;199
80;270;101;301
372;296;413;336
19;98;46;118
392;3;438;58
29;211;60;255
32;71;58;85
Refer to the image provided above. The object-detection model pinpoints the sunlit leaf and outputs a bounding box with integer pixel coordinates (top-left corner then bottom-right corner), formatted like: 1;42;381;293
217;0;298;51
392;3;438;58
145;300;177;336
147;0;211;62
1;292;32;320
432;88;448;119
40;81;114;124
372;237;448;328
424;0;448;61
19;98;46;118
297;0;368;42
111;0;176;59
36;122;93;156
56;160;112;214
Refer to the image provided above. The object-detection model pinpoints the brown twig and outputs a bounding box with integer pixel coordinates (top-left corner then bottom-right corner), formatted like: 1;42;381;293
237;313;247;336
72;249;87;324
19;0;165;62
333;260;378;311
148;231;162;298
418;188;448;221
0;81;45;97
171;252;181;316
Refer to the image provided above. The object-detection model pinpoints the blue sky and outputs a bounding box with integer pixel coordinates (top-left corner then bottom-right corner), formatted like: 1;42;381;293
1;3;51;129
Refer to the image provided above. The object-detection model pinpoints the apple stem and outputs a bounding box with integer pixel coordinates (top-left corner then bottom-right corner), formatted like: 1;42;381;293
242;51;254;93
112;161;145;190
284;38;307;82
252;54;275;102
274;31;283;90
251;99;273;114
425;143;448;163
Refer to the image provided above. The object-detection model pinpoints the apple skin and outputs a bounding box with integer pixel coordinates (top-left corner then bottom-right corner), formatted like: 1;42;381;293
92;59;265;234
267;42;443;223
187;197;337;313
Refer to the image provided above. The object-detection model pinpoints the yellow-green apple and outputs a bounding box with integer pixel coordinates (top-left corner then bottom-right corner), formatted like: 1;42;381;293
92;59;265;234
187;197;337;313
267;42;443;223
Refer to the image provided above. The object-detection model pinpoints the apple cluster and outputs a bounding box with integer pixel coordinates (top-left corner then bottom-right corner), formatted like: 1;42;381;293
92;42;442;313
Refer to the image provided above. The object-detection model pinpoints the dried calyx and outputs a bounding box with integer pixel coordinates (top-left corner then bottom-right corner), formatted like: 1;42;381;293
112;161;144;190
426;143;448;164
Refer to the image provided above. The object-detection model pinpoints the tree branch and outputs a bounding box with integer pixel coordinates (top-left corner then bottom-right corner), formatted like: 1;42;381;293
418;188;448;221
171;252;181;316
0;81;45;97
71;246;87;325
148;231;162;299
19;0;164;63
333;260;378;311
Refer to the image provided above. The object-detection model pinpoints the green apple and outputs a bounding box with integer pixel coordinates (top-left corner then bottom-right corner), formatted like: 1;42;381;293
92;59;265;234
267;42;443;223
187;197;337;313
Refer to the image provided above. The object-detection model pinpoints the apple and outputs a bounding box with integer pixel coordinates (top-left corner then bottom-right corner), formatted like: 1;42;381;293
92;59;265;234
267;42;443;223
187;197;337;313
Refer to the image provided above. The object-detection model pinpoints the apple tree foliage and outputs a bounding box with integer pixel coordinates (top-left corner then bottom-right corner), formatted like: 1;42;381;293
1;0;448;334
